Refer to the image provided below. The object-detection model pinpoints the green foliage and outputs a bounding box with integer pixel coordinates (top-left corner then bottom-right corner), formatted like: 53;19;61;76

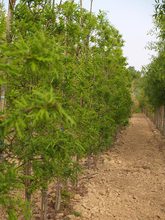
0;0;132;218
0;3;6;41
155;0;165;39
140;1;165;109
0;162;24;220
144;52;165;107
72;210;82;217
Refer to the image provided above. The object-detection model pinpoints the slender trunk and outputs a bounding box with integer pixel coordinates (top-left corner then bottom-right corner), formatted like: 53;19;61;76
24;160;32;202
0;114;4;162
6;0;15;42
52;0;55;7
0;86;5;112
163;106;165;136
161;106;164;133
24;160;32;220
90;0;93;13
54;178;62;213
85;0;94;57
93;154;98;170
90;0;94;13
78;0;82;31
64;16;68;56
75;154;80;188
41;188;48;220
80;0;82;9
1;0;16;112
87;154;91;169
75;0;83;58
6;2;12;42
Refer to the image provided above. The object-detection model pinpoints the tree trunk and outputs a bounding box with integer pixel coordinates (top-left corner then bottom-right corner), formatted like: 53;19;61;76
52;0;55;7
0;115;4;162
75;154;80;188
0;0;16;113
85;0;94;56
6;0;16;42
90;0;94;13
24;160;32;220
163;106;165;136
80;0;82;9
0;86;5;112
24;161;32;202
41;188;48;220
54;179;62;213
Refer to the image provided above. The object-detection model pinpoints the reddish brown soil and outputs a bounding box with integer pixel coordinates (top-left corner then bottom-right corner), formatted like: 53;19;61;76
67;114;165;220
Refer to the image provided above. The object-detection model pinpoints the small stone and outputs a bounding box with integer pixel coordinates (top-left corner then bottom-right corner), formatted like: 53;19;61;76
74;194;82;200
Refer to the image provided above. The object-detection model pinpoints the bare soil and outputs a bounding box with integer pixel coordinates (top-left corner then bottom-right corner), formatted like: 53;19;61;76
67;114;165;220
1;114;165;220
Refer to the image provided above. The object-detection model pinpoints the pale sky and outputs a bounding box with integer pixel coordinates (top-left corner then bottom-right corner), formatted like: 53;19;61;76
82;0;157;70
4;0;157;70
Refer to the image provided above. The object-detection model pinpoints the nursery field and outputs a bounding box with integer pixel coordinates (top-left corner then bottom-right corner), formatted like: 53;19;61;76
67;114;165;220
0;0;165;219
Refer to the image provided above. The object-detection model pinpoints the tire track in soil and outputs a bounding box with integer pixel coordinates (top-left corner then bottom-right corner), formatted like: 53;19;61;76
66;114;165;220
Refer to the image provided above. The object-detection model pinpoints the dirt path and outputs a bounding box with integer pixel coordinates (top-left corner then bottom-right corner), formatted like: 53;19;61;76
67;114;165;220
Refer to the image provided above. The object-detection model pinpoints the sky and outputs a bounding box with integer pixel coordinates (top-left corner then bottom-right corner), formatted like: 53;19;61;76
81;0;157;70
3;0;157;70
